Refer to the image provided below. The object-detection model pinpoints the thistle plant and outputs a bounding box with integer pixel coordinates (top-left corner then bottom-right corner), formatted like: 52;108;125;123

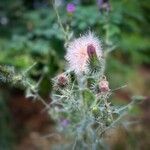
0;31;143;150
49;32;142;150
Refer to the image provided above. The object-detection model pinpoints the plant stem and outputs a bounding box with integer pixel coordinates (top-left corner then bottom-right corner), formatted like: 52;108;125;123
52;0;68;43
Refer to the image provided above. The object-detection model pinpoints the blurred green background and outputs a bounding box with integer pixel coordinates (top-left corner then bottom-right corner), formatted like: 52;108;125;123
0;0;150;149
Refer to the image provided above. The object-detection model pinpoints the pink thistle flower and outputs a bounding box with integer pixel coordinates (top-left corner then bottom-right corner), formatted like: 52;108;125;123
65;32;102;75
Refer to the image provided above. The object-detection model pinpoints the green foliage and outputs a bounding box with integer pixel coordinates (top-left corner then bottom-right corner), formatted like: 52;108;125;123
0;0;149;70
0;1;149;91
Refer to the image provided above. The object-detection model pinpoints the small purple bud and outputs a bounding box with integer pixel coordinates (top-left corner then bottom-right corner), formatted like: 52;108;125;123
60;119;70;127
87;44;96;57
97;0;110;13
57;74;68;87
66;3;76;13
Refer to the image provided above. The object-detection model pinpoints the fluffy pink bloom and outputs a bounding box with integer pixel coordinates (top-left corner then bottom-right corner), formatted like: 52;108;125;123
65;32;102;75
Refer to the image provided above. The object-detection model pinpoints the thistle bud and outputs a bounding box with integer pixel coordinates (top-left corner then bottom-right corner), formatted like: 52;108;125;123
97;0;110;13
106;117;112;126
87;44;96;58
87;44;101;74
57;74;68;87
99;77;110;92
92;106;100;117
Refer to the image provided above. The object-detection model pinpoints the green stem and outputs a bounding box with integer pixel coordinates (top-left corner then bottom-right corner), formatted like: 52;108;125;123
52;0;68;43
104;99;113;121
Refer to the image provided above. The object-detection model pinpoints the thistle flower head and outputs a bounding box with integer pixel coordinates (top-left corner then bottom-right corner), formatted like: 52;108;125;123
66;3;76;13
65;32;102;75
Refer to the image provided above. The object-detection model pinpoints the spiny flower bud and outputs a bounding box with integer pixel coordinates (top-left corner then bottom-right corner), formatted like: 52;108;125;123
87;44;96;58
92;106;100;117
57;74;68;87
87;44;102;74
99;77;110;92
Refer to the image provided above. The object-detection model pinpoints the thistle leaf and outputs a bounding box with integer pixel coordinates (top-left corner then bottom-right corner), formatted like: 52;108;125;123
82;89;95;107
